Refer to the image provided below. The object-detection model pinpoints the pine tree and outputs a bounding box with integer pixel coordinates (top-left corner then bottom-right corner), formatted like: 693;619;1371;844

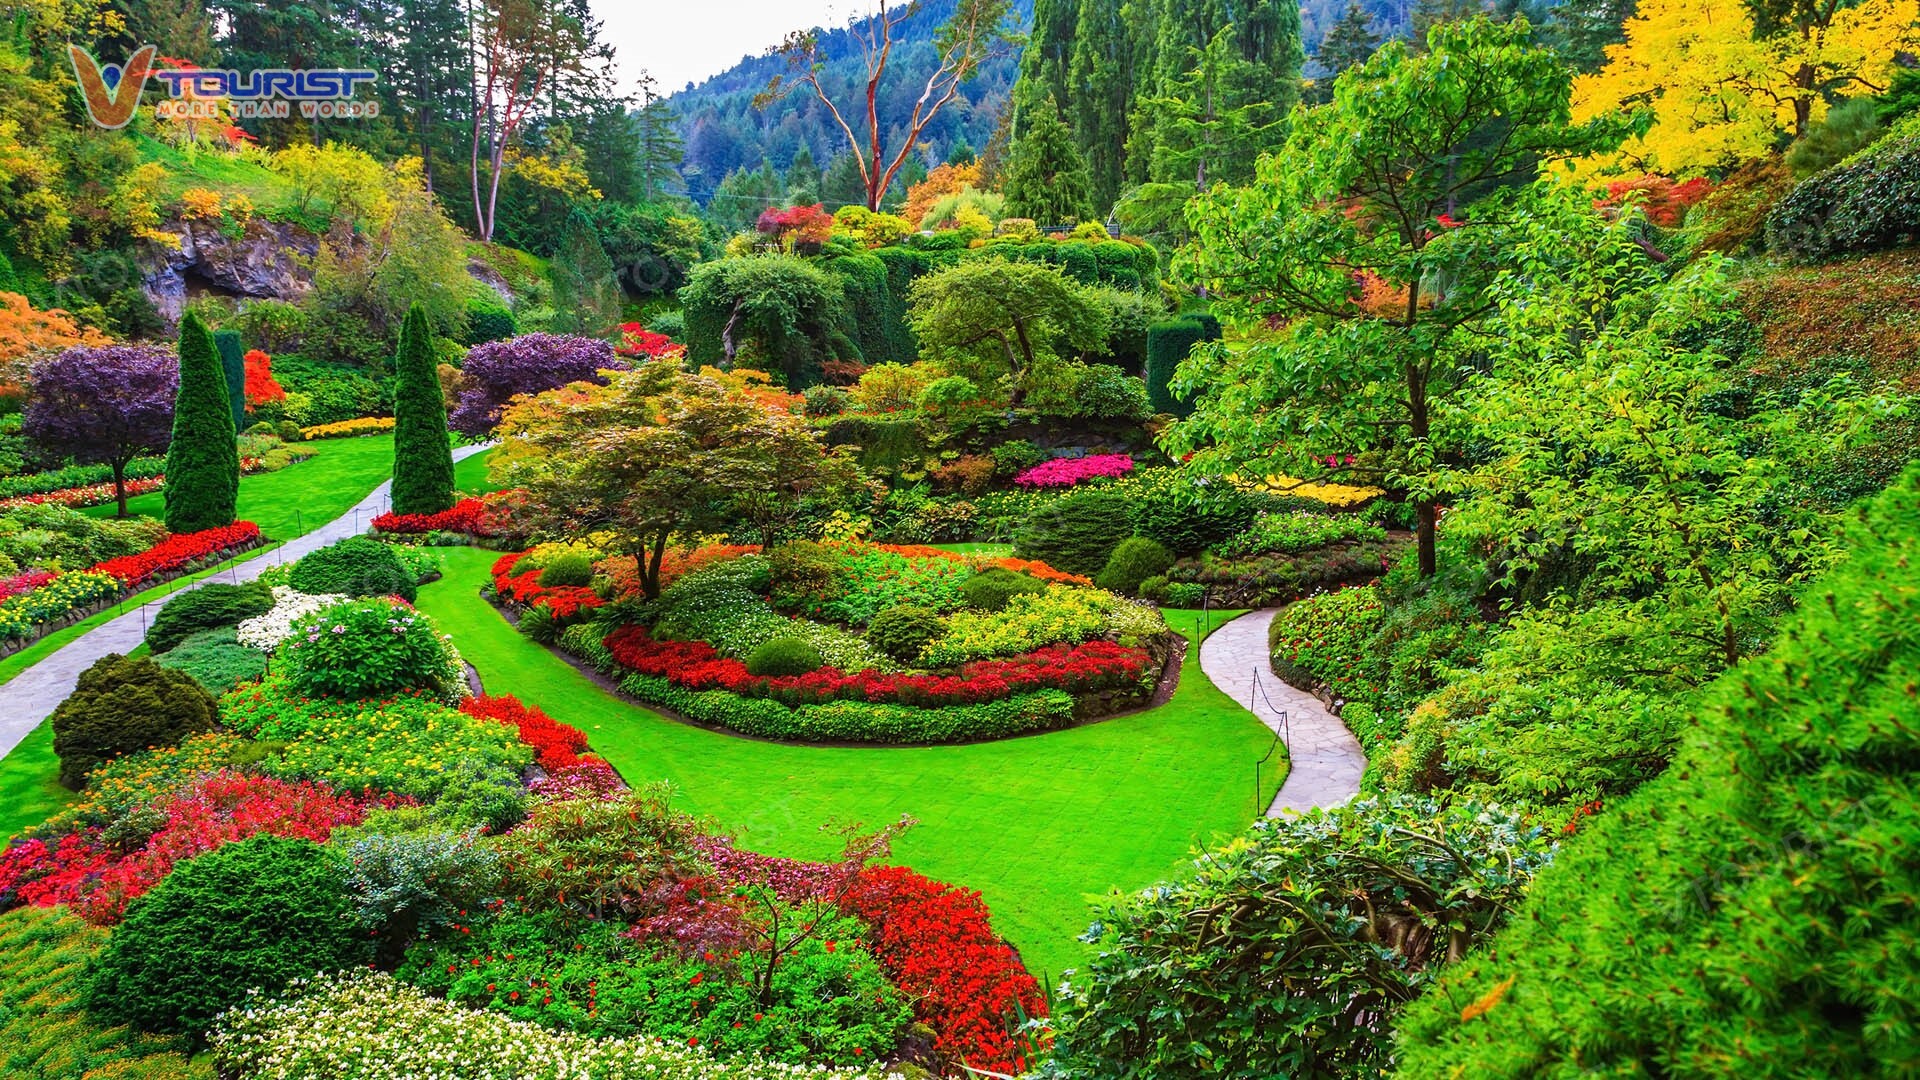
1003;97;1099;225
634;73;686;200
1068;0;1138;207
164;312;239;534
787;145;822;204
1313;3;1382;100
946;138;976;165
389;303;455;517
212;329;247;431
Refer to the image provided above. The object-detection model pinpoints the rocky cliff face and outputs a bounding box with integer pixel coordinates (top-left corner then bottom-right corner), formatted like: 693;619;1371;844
140;217;321;325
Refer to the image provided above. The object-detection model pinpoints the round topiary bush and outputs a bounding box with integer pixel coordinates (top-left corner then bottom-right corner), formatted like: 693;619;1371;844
745;636;824;676
961;567;1049;612
84;836;370;1037
281;598;461;701
536;552;594;588
51;653;218;788
145;581;275;654
867;604;948;665
1014;489;1136;576
289;536;416;602
1095;537;1174;597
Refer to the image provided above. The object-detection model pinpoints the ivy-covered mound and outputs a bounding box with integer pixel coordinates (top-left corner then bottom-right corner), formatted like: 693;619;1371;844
492;541;1178;744
1394;467;1920;1076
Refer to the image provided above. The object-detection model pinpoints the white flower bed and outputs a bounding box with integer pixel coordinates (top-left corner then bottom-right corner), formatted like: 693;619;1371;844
212;972;902;1080
236;586;348;652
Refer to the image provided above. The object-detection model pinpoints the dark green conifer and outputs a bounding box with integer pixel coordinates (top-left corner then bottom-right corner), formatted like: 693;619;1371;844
389;302;455;516
163;311;239;533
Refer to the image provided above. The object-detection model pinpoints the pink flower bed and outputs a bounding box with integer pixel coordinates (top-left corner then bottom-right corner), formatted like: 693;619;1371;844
1013;454;1134;489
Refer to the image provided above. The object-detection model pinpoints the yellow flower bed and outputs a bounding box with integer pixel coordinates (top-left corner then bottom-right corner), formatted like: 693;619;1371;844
1262;474;1382;508
301;416;396;439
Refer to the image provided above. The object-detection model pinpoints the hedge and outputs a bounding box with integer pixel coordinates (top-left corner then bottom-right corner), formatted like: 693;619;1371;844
1145;316;1221;417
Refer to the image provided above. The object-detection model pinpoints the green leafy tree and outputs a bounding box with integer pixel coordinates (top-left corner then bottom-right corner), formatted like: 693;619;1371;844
1169;17;1624;578
1394;463;1920;1077
163;312;239;534
680;255;851;390
908;258;1111;403
1002;96;1099;224
390;303;456;516
494;362;842;598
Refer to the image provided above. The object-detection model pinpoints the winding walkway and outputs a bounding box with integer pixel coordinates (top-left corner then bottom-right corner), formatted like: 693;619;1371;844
0;443;494;762
1198;607;1366;817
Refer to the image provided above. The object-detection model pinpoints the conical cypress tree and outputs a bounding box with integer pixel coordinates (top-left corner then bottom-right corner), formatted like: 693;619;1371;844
390;302;455;516
213;329;247;430
164;312;239;533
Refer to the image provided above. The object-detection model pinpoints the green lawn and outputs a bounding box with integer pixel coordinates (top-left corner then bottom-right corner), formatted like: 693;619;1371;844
0;436;404;841
413;545;1283;982
931;542;1014;556
454;446;500;494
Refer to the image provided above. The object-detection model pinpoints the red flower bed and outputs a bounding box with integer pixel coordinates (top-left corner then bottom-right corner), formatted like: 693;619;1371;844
0;771;392;924
0;569;56;602
603;625;1149;708
372;497;490;536
490;552;604;621
91;521;262;588
460;693;592;771
845;865;1047;1074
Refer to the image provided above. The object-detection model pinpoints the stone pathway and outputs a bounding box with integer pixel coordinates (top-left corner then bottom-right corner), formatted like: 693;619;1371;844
1198;607;1366;817
0;443;494;762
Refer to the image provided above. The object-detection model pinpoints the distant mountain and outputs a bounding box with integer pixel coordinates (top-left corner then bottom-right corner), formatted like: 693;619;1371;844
665;0;1034;203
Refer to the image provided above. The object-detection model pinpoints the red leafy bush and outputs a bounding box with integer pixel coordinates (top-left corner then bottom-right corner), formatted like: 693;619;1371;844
372;497;490;536
843;865;1047;1075
603;626;1149;707
756;203;834;249
243;349;286;409
459;693;591;771
91;521;262;587
1595;175;1714;228
0;771;385;924
616;323;683;359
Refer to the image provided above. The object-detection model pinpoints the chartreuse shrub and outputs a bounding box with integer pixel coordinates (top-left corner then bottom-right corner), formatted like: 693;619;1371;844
51;653;218;788
1045;797;1553;1080
85;836;370;1038
745;637;824;677
1393;469;1920;1077
211;971;900;1080
1094;537;1173;597
866;604;947;664
289;535;416;601
163;312;240;533
279;599;462;701
1012;489;1135;576
145;581;274;654
537;551;594;588
0;906;209;1079
390;303;457;516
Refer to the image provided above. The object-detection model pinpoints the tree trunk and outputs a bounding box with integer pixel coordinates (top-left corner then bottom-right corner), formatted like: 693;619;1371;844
112;457;129;518
1416;500;1437;578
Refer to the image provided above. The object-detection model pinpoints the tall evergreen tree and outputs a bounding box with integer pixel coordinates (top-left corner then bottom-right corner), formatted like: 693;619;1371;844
164;313;240;534
550;211;622;337
1067;0;1139;206
390;304;455;517
1144;26;1286;191
1312;3;1383;100
1003;96;1098;225
212;329;247;431
1545;0;1637;71
634;74;687;200
787;145;823;205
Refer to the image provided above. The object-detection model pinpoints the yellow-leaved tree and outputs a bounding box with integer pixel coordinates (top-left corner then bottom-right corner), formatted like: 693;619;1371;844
1570;0;1919;177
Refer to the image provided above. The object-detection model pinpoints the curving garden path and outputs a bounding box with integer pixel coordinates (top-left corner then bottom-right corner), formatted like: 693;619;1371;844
1198;607;1366;817
0;443;494;762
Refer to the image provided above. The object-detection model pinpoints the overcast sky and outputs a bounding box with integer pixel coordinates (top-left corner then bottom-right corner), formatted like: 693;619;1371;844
600;0;855;97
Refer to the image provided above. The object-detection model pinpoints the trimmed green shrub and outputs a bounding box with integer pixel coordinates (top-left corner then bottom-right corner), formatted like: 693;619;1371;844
51;653;217;788
1394;467;1920;1077
390;303;456;516
1051;797;1553;1079
536;553;594;588
84;837;369;1038
1144;317;1219;417
163;312;240;533
146;581;274;654
1134;477;1263;556
461;295;516;345
1095;537;1173;597
866;604;947;664
275;419;303;442
1767;127;1920;260
744;636;823;677
959;566;1048;612
290;536;416;602
1074;364;1150;420
213;328;247;430
989;439;1048;477
154;627;269;694
1013;489;1136;576
281;599;460;701
802;385;848;417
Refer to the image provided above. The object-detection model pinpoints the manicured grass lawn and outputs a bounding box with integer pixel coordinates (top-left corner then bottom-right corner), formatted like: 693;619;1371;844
0;436;403;841
454;446;500;494
931;542;1014;556
414;545;1284;982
